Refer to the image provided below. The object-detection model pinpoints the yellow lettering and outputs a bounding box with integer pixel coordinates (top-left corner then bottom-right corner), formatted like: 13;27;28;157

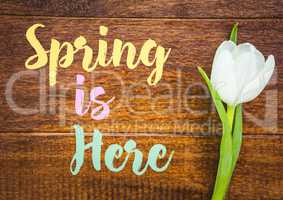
25;24;48;69
25;24;171;86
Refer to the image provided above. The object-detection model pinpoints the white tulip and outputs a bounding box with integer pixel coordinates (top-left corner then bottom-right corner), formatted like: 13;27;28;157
211;40;275;105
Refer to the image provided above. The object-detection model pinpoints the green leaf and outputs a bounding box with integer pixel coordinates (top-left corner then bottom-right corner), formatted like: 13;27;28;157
197;67;228;125
198;67;234;200
230;23;238;44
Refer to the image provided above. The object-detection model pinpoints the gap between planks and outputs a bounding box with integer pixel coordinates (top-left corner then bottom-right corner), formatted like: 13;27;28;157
0;132;281;138
0;14;283;21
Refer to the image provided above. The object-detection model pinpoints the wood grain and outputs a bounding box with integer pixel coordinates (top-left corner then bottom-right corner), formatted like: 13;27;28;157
0;134;282;200
0;0;283;18
0;5;282;199
0;16;281;135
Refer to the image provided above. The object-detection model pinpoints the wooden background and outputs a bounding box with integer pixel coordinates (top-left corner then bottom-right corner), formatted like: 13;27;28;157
0;0;282;199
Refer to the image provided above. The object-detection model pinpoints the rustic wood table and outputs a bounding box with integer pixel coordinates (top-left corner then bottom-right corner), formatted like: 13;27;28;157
0;0;282;199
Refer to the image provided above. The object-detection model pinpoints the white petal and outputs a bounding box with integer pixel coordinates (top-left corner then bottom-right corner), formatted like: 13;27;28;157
217;41;236;55
232;52;255;96
232;50;265;102
233;43;264;83
211;49;238;105
211;41;236;84
253;48;265;70
219;40;236;53
238;55;275;104
213;41;236;66
233;43;257;58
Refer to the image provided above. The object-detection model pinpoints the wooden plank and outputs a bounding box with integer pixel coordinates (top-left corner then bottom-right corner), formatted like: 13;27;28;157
0;0;283;18
0;134;282;199
0;16;282;135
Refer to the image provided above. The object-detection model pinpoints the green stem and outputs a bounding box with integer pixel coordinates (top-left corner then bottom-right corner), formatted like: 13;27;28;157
224;105;236;193
231;105;243;178
211;105;235;200
227;105;235;130
225;105;243;197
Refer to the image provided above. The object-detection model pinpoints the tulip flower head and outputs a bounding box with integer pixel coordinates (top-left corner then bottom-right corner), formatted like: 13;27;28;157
211;41;275;105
